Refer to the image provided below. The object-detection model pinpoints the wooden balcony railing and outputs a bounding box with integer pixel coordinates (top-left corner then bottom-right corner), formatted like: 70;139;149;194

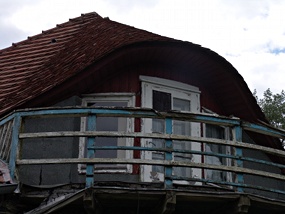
1;107;285;198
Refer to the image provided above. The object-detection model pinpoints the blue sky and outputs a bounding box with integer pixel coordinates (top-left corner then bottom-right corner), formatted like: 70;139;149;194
1;0;285;97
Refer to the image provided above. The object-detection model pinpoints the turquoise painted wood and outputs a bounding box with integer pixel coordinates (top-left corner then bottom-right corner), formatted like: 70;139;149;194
234;125;243;192
86;114;96;188
11;108;158;119
243;122;285;139
164;117;173;189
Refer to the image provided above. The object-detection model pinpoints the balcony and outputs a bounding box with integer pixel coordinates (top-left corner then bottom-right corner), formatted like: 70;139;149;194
1;107;285;213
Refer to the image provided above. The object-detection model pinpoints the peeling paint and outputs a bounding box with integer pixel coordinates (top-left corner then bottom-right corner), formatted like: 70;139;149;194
150;171;160;181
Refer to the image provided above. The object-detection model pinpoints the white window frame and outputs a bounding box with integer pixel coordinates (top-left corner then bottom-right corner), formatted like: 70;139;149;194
140;76;202;183
78;93;135;174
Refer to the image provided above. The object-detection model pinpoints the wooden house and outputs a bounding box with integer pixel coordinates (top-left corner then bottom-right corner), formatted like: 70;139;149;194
1;12;285;213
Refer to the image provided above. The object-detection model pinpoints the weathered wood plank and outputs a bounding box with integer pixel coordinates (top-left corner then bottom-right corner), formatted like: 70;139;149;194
3;121;13;161
9;116;21;179
243;122;285;139
4;107;285;144
0;124;5;158
86;114;96;188
19;131;285;158
13;107;158;119
16;158;285;181
0;120;13;161
234;125;243;192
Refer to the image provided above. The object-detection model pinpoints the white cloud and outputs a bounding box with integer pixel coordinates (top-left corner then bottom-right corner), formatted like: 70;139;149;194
227;51;285;97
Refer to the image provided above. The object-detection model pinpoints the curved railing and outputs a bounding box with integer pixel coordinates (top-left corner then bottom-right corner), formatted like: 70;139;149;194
1;107;285;198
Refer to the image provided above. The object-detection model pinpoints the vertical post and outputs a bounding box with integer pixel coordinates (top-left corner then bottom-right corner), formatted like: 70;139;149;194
9;114;22;181
165;117;173;189
86;114;96;188
234;125;243;192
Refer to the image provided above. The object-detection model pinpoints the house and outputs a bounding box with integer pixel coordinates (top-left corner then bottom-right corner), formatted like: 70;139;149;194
1;12;285;213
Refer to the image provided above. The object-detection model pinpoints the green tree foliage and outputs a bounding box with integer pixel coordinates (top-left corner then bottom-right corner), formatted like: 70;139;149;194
254;88;285;129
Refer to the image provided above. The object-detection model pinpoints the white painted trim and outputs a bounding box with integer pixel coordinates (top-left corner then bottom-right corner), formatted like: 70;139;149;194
140;75;201;94
140;76;201;183
82;93;135;106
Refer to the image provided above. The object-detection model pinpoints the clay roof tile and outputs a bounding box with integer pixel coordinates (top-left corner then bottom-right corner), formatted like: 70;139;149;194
0;12;174;115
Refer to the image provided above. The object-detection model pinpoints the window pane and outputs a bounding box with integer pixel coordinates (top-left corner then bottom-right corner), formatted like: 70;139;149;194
151;91;170;174
173;98;191;177
153;90;171;111
87;101;128;159
173;98;190;112
205;124;226;181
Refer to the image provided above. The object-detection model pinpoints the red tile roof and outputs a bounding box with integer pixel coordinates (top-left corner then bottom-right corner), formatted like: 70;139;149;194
0;12;175;116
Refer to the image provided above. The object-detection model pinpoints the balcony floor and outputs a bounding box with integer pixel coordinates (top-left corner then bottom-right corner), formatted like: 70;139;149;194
2;182;285;214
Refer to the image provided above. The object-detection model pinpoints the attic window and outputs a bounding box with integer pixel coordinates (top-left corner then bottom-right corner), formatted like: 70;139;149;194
50;38;57;43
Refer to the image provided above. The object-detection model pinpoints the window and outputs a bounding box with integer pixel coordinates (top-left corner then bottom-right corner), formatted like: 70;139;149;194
78;93;135;173
202;108;233;183
140;76;201;183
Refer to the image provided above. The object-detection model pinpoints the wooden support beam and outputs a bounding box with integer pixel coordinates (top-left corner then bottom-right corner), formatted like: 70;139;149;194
83;188;102;214
233;195;250;214
154;191;176;214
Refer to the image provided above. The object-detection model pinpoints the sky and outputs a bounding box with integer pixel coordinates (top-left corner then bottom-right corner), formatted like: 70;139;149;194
0;0;285;97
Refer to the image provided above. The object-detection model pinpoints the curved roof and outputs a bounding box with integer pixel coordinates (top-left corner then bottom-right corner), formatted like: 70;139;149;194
0;12;264;124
